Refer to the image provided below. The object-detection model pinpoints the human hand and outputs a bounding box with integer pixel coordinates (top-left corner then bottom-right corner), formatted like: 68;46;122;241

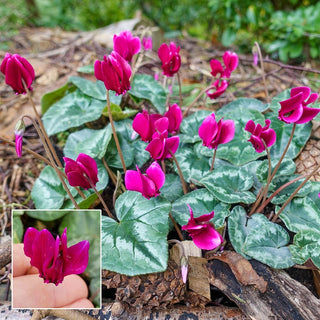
12;244;94;308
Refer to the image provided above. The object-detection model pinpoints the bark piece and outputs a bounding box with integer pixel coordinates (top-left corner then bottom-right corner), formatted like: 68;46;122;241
208;258;320;320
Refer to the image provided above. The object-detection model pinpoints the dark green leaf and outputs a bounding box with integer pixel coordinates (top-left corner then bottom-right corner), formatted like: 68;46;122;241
160;173;183;202
129;74;167;114
216;98;268;116
102;103;138;121
101;191;171;276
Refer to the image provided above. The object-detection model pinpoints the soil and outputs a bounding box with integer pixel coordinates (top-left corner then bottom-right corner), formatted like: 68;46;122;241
1;21;320;318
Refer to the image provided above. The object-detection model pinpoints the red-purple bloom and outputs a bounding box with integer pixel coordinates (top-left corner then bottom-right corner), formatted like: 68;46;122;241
125;161;165;199
113;30;141;62
210;59;224;77
94;51;132;95
222;51;238;78
63;153;99;190
199;113;235;149
245;119;276;153
164;104;183;134
146;119;180;160
1;53;35;94
132;110;163;142
278;86;320;124
182;205;223;250
158;42;181;77
14;119;25;158
24;227;89;286
142;37;153;51
206;79;229;99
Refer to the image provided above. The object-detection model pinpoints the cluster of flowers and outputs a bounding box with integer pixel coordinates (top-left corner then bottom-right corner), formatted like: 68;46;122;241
2;29;320;284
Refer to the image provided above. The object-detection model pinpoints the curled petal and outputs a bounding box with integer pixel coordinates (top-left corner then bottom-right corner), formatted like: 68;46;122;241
191;225;223;250
210;59;224;77
248;135;265;153
145;162;165;190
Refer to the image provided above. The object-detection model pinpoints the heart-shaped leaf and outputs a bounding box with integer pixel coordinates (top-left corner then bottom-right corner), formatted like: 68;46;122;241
101;191;171;275
200;166;256;204
129;74;167;114
171;188;230;229
69;76;106;100
242;222;294;269
228;206;270;259
290;229;320;268
279;197;320;233
43;89;106;136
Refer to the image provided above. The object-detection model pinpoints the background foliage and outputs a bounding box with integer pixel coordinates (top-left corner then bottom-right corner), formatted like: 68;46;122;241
2;0;320;62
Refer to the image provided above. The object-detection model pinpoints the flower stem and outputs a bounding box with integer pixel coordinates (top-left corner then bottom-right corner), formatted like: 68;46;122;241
177;71;183;108
183;84;214;117
210;148;217;171
87;177;115;220
169;150;188;195
23;81;62;168
168;215;184;241
256;174;307;214
269;123;296;182
254;41;269;103
271;164;320;222
106;90;126;173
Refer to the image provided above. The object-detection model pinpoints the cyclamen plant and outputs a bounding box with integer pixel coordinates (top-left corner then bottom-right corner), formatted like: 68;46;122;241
3;29;320;282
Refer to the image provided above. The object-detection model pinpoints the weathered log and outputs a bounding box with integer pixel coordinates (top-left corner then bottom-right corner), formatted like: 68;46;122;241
207;258;320;320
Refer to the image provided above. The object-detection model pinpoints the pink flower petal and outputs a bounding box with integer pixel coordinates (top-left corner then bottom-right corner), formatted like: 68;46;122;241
146;162;165;190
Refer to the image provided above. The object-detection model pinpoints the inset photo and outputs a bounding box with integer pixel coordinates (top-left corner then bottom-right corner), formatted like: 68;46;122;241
12;209;101;309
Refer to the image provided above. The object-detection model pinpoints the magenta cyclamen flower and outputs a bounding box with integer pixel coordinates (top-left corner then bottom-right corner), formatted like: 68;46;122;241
245;119;276;153
14;119;25;158
63;153;99;190
199;113;235;149
132;110;163;142
1;53;35;94
210;59;224;77
182;205;223;250
146;118;180;160
24;227;89;286
142;37;153;51
113;30;141;62
94;51;132;95
278;86;320;124
125;161;165;199
158;42;181;77
222;51;239;78
206;79;229;100
164;104;183;134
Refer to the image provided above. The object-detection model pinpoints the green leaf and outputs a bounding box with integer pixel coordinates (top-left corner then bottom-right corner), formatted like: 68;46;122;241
279;197;320;233
200;166;256;204
216;98;269;116
64;126;112;159
266;112;312;160
160;173;184;202
101;191;171;276
102;103;138;121
42;89;106;136
77;64;94;74
179;110;211;144
171;188;230;229
290;229;320;268
129;74;167;114
41;82;76;114
242;222;294;269
24;210;68;221
174;146;211;183
68;76;105;100
228;206;270;259
13;215;23;243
